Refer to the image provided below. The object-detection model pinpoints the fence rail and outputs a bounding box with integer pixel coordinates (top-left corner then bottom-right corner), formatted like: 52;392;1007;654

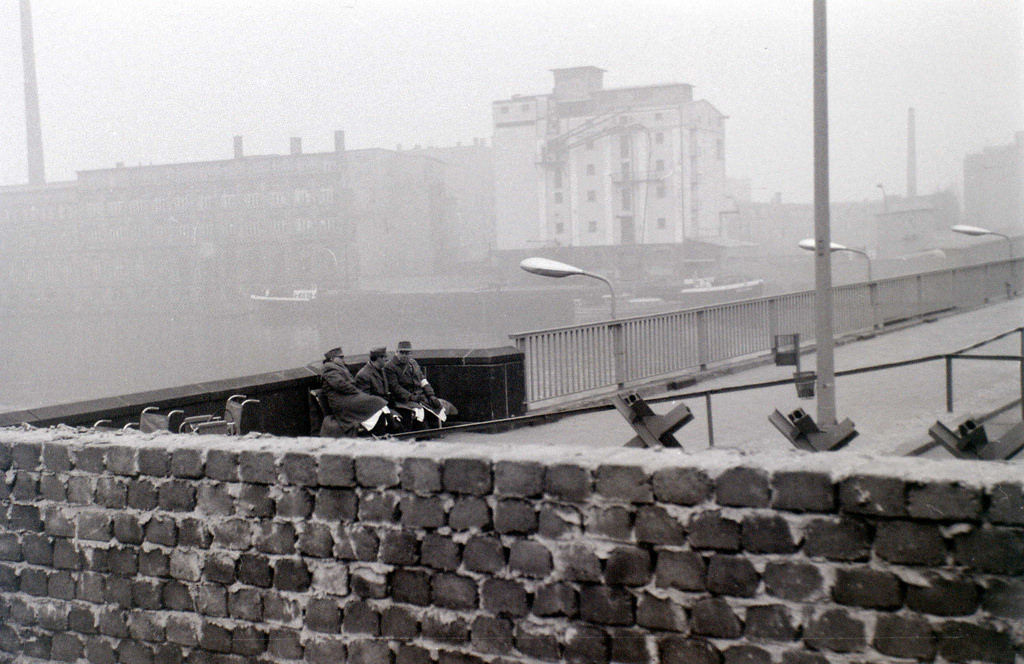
510;259;1020;406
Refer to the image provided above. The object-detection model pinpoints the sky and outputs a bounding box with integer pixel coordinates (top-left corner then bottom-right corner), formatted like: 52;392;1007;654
1;0;1021;202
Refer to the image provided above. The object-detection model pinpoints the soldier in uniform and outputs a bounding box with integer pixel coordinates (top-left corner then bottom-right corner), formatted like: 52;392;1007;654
321;347;390;436
384;340;458;424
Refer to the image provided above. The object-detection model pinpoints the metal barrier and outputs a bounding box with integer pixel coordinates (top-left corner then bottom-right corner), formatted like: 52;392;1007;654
511;259;1020;406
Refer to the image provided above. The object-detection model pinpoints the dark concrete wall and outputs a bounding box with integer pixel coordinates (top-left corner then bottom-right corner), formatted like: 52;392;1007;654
0;431;1021;663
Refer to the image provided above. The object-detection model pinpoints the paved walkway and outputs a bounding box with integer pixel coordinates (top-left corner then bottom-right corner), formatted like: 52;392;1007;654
445;298;1024;458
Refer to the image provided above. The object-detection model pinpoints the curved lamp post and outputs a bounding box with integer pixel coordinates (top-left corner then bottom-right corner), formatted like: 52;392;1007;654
798;238;873;283
952;224;1016;295
519;257;617;319
520;257;623;386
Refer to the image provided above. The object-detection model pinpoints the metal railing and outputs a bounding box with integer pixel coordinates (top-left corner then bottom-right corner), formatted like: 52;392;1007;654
511;259;1020;406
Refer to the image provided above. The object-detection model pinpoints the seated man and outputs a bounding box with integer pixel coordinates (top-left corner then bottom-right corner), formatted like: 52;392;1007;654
355;346;405;433
320;347;391;436
384;340;458;425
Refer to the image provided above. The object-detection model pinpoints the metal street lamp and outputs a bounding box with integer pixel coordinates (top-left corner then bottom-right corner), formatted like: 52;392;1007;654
798;238;873;283
519;257;617;319
951;224;1016;295
520;257;624;386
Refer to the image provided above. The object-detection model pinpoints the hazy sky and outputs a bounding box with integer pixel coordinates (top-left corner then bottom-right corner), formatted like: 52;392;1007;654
1;0;1021;202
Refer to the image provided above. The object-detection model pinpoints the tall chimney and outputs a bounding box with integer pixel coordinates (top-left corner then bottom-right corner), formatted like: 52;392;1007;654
334;130;346;153
290;137;302;155
20;0;45;185
907;107;916;198
233;136;244;159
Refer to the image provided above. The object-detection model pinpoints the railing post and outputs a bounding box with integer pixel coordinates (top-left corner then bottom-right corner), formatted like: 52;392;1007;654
697;310;709;371
705;393;714;447
915;274;924;319
612;322;625;388
945;355;954;413
869;282;880;329
1020;328;1024;421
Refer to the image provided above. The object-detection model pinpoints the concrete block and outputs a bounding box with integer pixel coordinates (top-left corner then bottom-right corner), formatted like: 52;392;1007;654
906;574;979;616
604;546;650;586
494;499;537;534
688;511;740;551
741;514;797;553
443;458;492;495
637;592;687;632
137;448;170;477
281;452;317;486
907;481;982;520
635;505;685;545
104;445;137;476
494;460;544;497
838;475;906;517
157;480;196;512
276;486;313;518
170;448;204;479
872;613;936;661
273;557;311;592
771;471;835;512
508;540;553;578
432;573;478;610
707;555;759;597
127;479;158;510
471;616;513;655
357;490;399;522
238;450;277;484
654;550;706;592
874;520;945;565
481;578;528;616
41;444;71;472
715;467;770;507
803;608;865;653
532;582;577;617
400;495;446;529
401;457;443;494
205;449;239;481
579;585;634;625
803;517;871;561
355;456;400;488
314;488;357;522
317;453;355;487
448;496;491;531
596;465;653;503
545;464;591;502
953;526;1024;574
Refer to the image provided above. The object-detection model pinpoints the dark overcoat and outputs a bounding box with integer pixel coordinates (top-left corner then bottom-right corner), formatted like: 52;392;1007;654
322;358;386;431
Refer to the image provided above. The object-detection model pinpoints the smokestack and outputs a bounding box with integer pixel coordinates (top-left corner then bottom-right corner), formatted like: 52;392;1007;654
290;137;302;155
233;136;244;159
907;107;916;198
334;130;346;153
20;0;45;185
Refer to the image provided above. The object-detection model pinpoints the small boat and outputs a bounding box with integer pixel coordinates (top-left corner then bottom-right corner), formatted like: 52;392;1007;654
250;286;318;303
636;276;765;307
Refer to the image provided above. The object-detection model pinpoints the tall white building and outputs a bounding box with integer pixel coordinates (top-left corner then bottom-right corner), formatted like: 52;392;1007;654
492;66;727;250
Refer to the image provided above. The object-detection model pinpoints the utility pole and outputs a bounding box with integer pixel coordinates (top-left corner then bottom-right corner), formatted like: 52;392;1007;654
813;0;837;427
21;0;46;185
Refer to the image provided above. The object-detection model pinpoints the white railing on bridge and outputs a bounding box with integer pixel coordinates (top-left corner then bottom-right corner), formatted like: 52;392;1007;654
510;259;1019;407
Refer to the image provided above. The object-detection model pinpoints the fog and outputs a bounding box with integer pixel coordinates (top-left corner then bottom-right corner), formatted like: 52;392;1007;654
2;0;1021;199
1;1;1022;410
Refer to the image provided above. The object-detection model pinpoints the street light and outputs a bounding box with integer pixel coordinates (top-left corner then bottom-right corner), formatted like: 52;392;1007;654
798;238;873;283
520;257;624;387
876;183;888;213
951;224;1016;295
519;257;617;319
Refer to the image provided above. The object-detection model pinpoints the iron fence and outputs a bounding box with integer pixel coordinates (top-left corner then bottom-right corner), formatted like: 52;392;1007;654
511;259;1020;406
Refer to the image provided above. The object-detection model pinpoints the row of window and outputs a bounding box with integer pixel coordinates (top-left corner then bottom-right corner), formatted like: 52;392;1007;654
552;217;670;235
552;183;670;206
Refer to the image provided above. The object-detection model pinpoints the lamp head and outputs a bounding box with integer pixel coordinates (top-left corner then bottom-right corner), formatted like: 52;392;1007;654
519;257;586;278
951;224;993;237
798;238;848;252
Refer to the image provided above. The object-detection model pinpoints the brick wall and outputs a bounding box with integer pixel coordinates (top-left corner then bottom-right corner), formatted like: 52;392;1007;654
0;428;1021;664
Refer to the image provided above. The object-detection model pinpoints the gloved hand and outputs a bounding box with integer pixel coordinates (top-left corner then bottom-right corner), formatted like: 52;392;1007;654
429;396;442;410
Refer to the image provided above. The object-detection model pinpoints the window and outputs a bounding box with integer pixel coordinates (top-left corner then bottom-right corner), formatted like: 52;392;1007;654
588;220;598;232
501;106;509;114
621;188;632;211
554;192;563;204
657;185;666;198
587;190;596;202
656;159;665;171
655;132;664;145
555;222;565;234
655;112;664;120
620;135;631;158
586;140;594;150
586;164;595;176
553;168;562;188
657;217;667;229
521;103;530;111
716;139;724;160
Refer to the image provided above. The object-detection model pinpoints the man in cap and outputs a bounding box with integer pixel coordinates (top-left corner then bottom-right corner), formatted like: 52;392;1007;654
320;346;390;436
384;340;458;423
355;346;405;433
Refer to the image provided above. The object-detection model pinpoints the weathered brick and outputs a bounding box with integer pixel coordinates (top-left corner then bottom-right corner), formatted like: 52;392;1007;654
604;546;650;586
238;450;277;483
262;592;300;623
104;445;137;476
481;578;529;616
203;449;237;481
803;517;871;561
657;636;721;664
396;644;432;664
276;486;314;518
564;624;609;664
401;495;445;528
391;569;432;606
635;505;685;545
21;534;52;565
74;446;104;473
432;573;478;610
274;557;311;591
67;475;92;504
103;576;132;607
304;637;347;664
137;448;170;477
545;464;591;502
509;540;553;578
494;460;544;497
41;443;71;471
470;616;513;655
50;632;83;662
280;452;317;486
39;473;66;501
833;568;903;609
953;525;1024;574
838;474;906;516
579;585;634;625
355;456;400;488
745;604;796;642
43;506;75;538
237;483;274;517
158;480;196;512
558;544;602;582
112;513;143;545
97;607;129;637
12;471;38;501
654;549;705;591
494;498;537;534
539;504;581;538
168;447;202;478
707;555;758;597
266;626;303;660
687;511;740;551
358;490;400;522
463;535;505;573
255;521;296;555
982;577;1024;619
69;605;98;633
988;481;1024;525
335;525;378;561
54;539;81;570
587;505;633;539
937;621;1015;664
803;608;865;653
11;442;41;469
443;457;492;495
741;514;797;553
907;481;982;520
84;636;117;664
343;600;380;634
595;465;652;503
350;567;388;599
637;592;687;632
401;457;442;493
231;624;266;656
297;522;334;558
77;511;111;541
874;520;946;564
380;530;419;565
716;467;770;507
422;614;469;643
169;549;202;582
145;515;177;546
0;442;10;471
48;569;77;599
906;574;979;616
771;470;834;512
127;478;158;510
237;553;273;587
381;606;418;638
314;488;357;521
0;535;22;562
128;609;165;641
533;582;577;617
652;467;712;505
691;597;742;638
317;453;355;487
228;587;263;621
873;613;936;660
348;639;389;664
199;621;233;653
163;580;195;611
108;547;139;576
763;561;823;601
